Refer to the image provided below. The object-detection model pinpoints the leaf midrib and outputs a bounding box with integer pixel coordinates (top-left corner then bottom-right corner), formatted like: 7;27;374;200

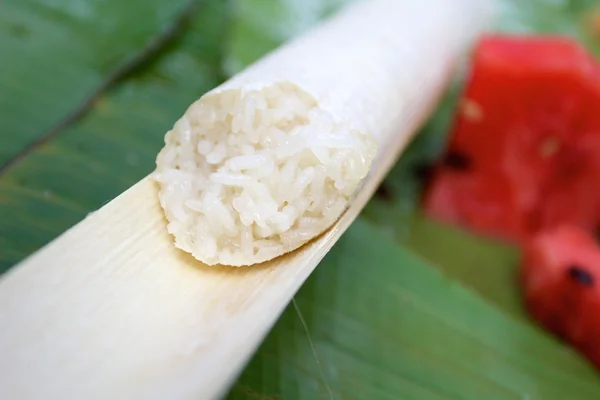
0;0;216;177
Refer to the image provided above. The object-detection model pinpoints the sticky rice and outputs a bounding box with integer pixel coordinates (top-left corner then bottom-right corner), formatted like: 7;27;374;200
154;82;375;266
153;0;495;266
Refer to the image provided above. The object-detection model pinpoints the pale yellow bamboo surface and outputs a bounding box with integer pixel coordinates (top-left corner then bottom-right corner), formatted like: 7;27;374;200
0;0;494;398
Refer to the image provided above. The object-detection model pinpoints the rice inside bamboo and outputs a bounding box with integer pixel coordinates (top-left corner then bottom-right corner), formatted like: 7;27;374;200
154;82;376;266
153;0;495;266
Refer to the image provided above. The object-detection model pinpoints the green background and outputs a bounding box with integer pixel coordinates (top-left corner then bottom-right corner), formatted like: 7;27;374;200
1;0;600;398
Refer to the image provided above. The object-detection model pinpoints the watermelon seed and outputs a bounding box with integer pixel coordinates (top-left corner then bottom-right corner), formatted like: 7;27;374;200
595;225;600;244
443;151;471;171
539;136;560;158
460;98;484;122
567;265;595;287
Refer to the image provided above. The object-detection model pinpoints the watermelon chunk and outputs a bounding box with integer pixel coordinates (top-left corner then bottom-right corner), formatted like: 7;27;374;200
521;225;600;369
423;35;600;243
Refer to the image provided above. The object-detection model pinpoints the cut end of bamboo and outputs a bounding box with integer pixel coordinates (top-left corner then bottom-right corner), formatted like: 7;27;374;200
154;82;377;267
153;0;497;267
0;0;497;398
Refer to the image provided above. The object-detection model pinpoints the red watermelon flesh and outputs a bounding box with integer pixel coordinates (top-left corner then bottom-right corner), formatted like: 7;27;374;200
533;143;600;235
423;35;600;243
521;225;600;369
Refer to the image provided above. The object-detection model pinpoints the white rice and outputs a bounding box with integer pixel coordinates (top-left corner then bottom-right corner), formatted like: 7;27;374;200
153;82;377;266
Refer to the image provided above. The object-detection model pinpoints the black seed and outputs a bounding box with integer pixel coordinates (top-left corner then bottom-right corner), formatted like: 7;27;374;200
375;183;393;202
412;163;433;183
567;265;595;287
594;224;600;244
443;151;471;171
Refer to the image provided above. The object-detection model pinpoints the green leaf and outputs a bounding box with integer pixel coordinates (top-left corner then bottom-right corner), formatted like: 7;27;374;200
224;0;351;76
497;0;600;56
0;0;195;165
227;219;600;400
0;0;228;270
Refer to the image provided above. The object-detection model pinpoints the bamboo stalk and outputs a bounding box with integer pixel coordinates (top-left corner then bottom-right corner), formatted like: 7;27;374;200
0;0;494;398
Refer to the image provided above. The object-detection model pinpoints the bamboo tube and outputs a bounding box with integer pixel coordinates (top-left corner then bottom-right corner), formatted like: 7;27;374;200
0;0;495;398
154;0;492;267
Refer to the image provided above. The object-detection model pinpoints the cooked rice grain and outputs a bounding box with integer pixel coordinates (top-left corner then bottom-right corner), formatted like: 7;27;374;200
153;82;377;266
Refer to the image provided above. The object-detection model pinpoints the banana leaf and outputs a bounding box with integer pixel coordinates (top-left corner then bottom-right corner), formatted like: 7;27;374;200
1;0;600;398
0;0;198;164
